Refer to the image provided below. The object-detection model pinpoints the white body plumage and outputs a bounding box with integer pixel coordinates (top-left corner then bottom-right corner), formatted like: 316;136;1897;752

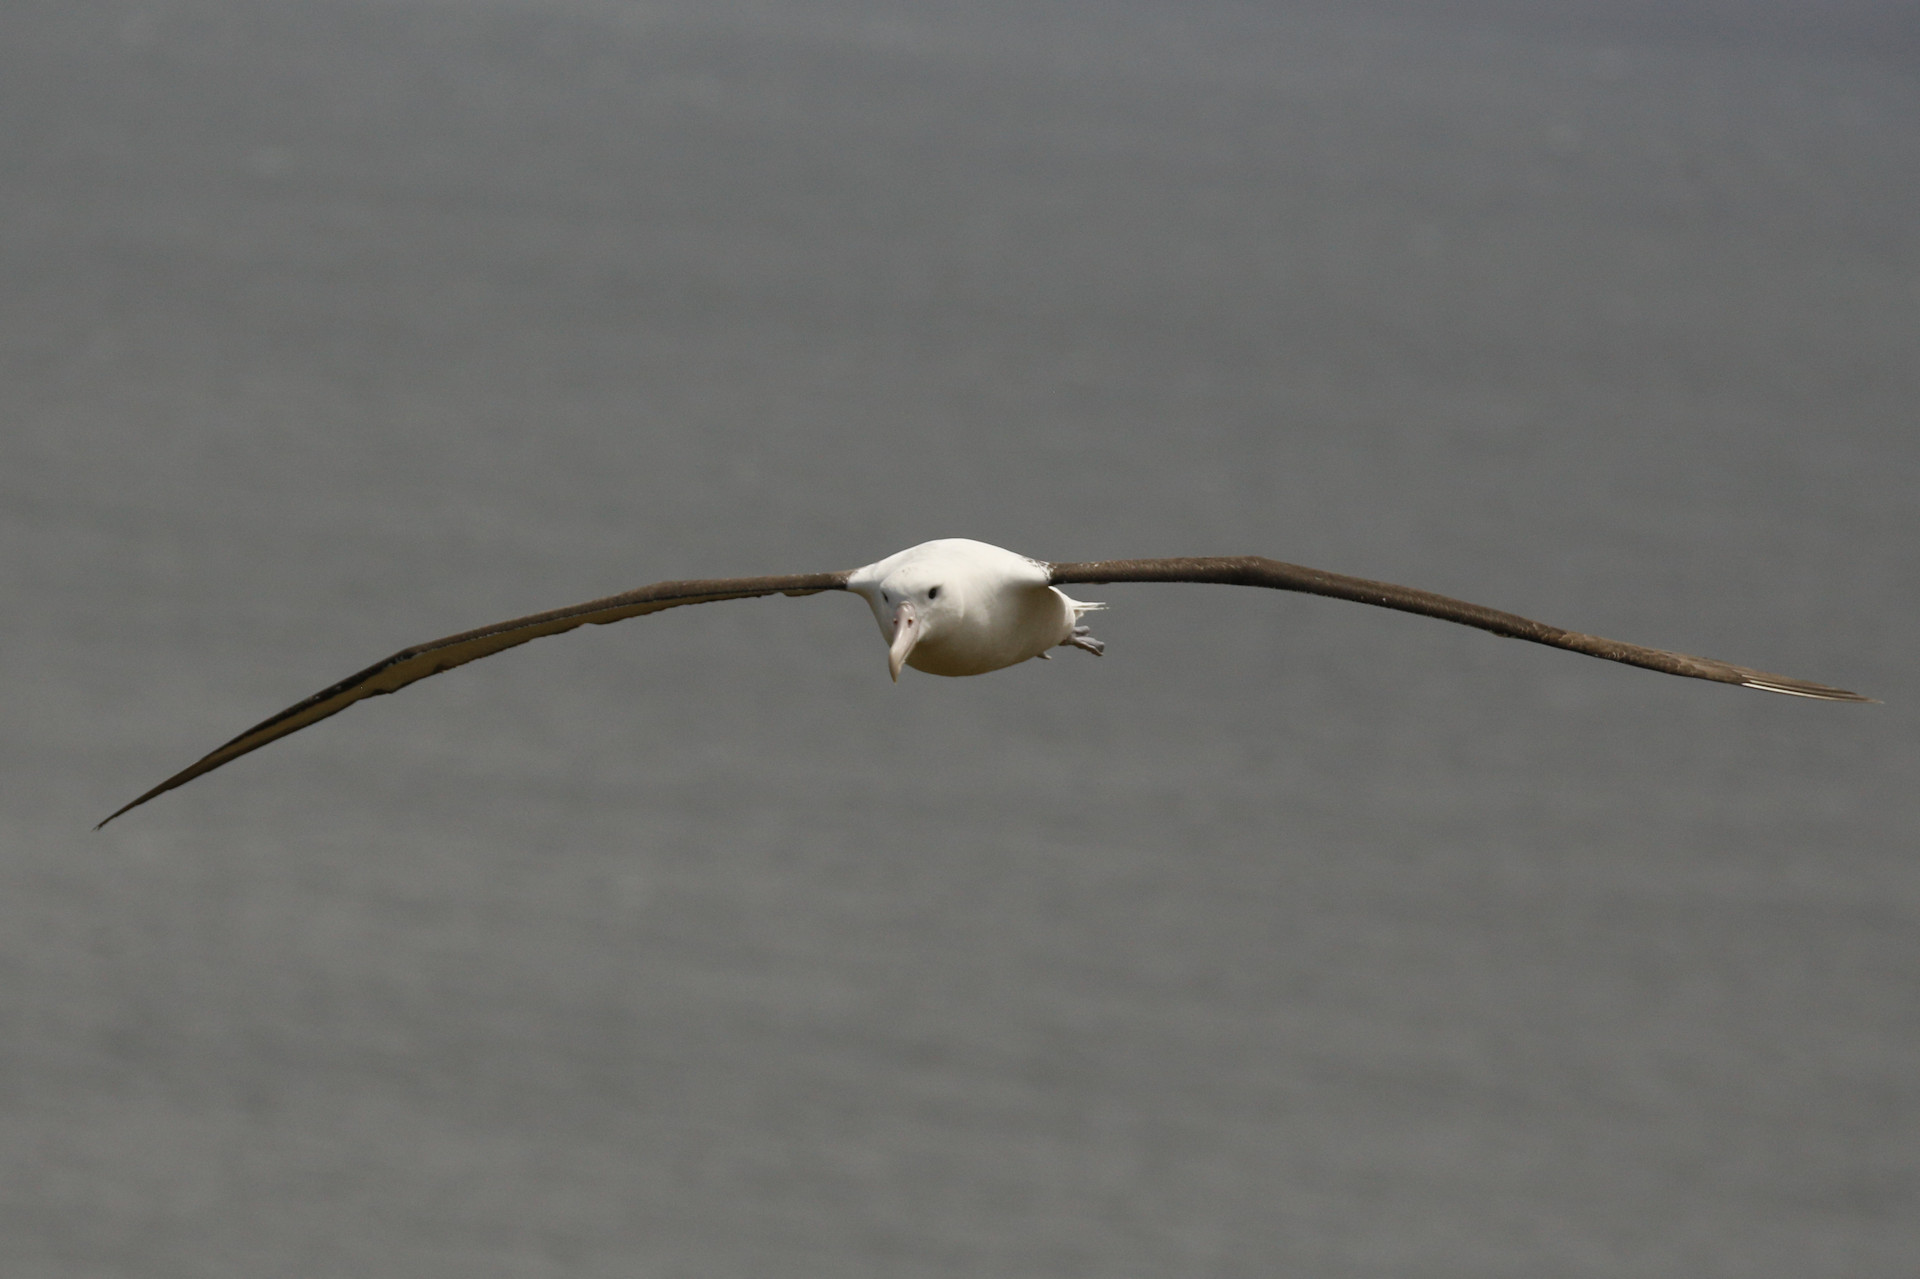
845;539;1106;679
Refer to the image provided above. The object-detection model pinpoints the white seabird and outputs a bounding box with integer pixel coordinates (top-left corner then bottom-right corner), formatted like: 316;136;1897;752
98;537;1869;827
847;539;1107;680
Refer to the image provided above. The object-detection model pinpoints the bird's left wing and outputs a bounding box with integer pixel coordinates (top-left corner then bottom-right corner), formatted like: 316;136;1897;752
1047;555;1869;702
98;570;851;828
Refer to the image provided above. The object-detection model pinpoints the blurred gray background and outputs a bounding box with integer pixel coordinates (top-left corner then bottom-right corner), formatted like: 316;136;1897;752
3;1;1915;1275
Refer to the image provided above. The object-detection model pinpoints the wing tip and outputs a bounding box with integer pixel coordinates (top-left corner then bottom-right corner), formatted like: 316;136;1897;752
94;798;145;831
1736;674;1876;703
96;775;182;829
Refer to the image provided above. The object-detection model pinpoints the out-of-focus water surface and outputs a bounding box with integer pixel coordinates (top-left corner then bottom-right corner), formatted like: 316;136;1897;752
3;2;1915;1274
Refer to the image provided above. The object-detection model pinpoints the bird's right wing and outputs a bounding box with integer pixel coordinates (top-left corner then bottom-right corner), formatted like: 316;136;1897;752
99;570;851;827
1047;556;1870;702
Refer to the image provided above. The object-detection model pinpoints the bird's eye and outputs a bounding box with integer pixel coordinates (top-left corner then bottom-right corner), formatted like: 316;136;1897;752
927;586;940;599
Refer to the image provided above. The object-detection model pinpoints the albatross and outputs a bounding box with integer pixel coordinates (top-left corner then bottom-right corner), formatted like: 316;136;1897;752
98;538;1869;827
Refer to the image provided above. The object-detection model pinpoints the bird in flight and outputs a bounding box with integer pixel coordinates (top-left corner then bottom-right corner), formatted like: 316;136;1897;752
98;538;1869;827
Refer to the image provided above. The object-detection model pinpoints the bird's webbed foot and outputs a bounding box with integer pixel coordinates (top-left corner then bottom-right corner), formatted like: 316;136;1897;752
1064;625;1105;656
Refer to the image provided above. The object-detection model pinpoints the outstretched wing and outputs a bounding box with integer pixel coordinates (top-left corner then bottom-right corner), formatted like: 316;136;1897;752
98;571;852;827
1047;556;1870;702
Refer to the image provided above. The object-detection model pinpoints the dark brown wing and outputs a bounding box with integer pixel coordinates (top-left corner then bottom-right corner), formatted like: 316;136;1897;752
1047;556;1870;702
98;571;852;828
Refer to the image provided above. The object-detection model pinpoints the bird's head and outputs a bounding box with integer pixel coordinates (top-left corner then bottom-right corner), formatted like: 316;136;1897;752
870;563;961;681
